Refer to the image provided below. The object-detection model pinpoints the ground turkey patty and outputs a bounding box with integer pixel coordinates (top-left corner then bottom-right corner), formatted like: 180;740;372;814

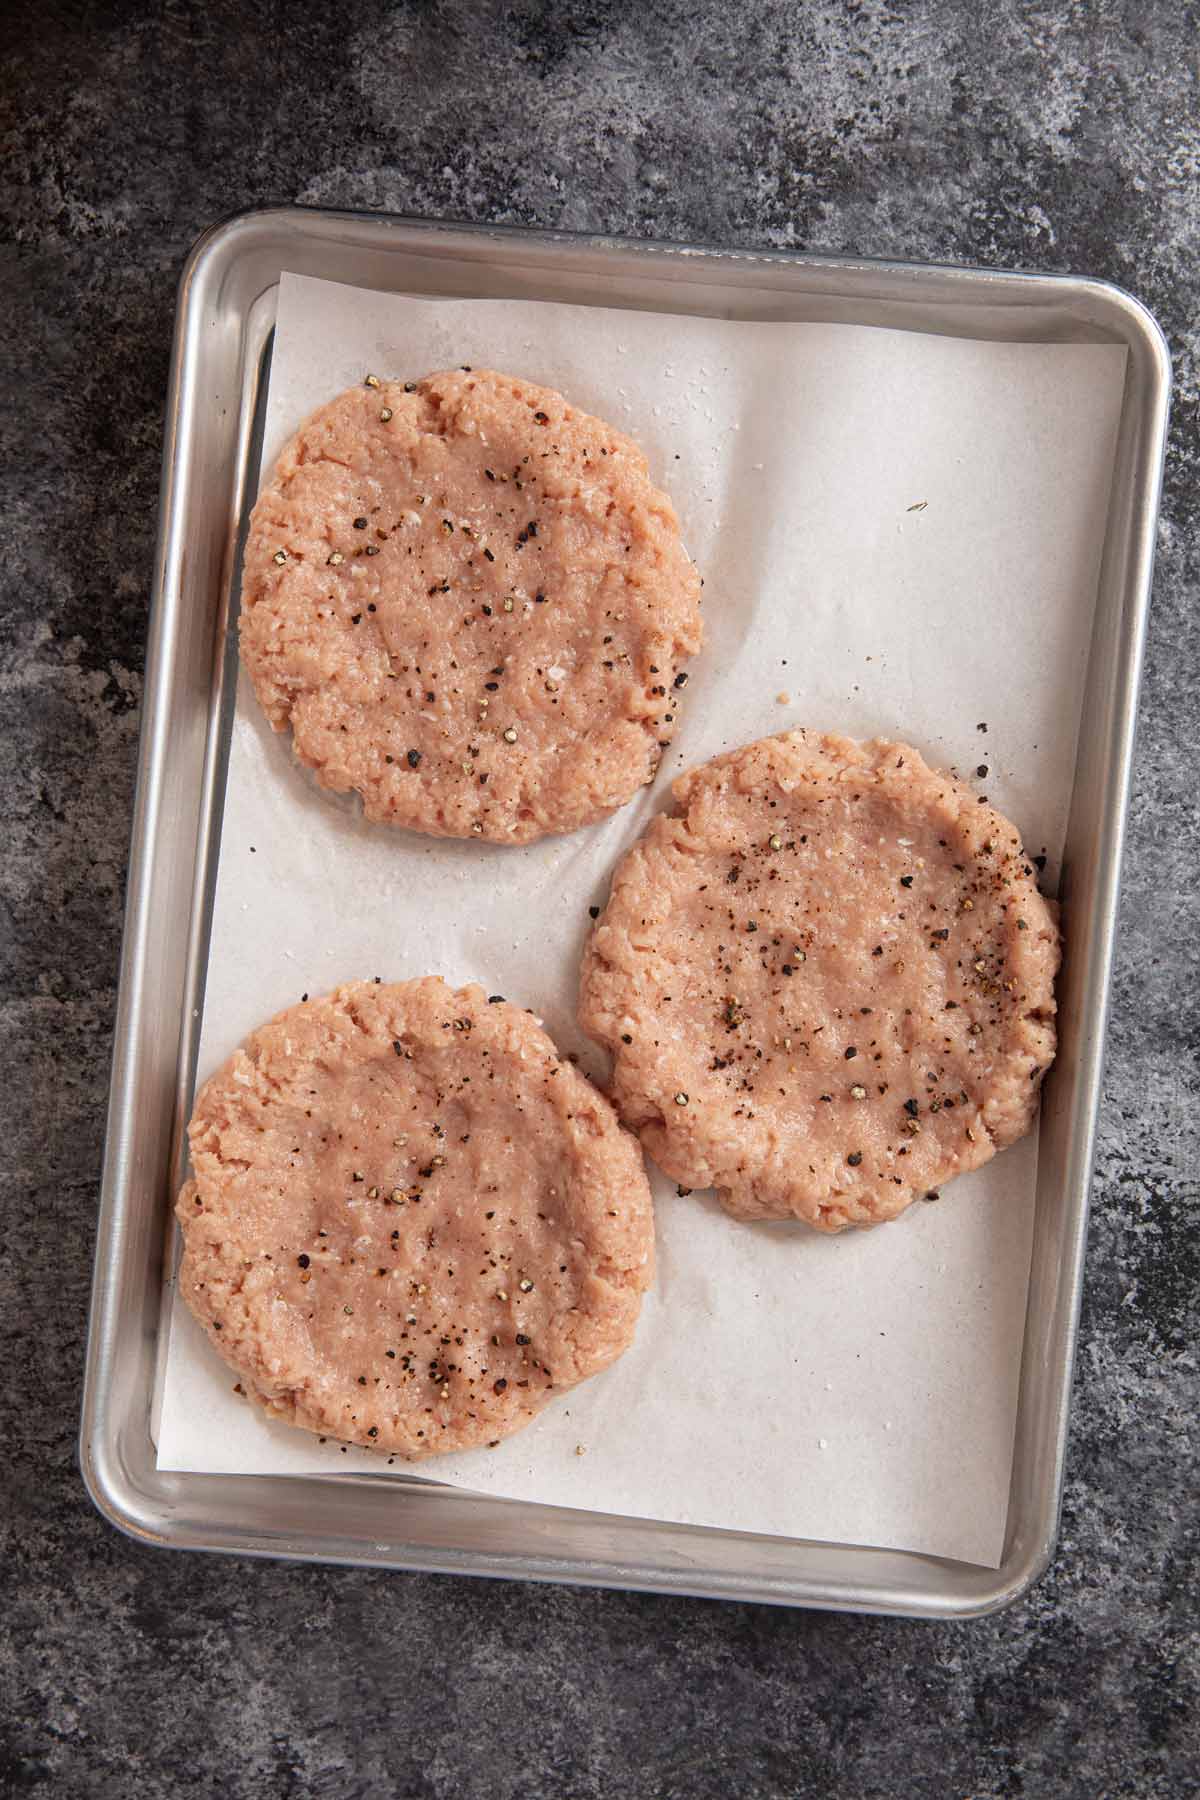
176;979;655;1456
579;731;1060;1231
240;369;703;842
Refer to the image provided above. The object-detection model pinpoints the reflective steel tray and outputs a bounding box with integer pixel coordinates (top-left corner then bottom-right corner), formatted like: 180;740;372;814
80;206;1169;1614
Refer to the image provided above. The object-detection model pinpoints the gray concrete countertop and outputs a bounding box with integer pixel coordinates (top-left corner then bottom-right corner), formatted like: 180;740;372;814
1;3;1195;1795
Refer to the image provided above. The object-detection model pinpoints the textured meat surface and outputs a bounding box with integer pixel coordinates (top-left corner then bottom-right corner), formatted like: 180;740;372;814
240;370;703;843
579;731;1060;1230
176;979;654;1457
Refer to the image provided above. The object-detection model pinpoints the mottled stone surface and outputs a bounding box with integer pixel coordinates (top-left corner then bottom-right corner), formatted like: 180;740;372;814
1;2;1196;1794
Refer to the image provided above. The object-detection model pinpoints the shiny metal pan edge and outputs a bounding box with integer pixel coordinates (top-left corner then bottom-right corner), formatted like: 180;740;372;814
80;206;1171;1616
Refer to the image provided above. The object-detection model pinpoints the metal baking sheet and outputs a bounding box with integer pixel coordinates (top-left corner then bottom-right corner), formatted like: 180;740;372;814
80;206;1169;1615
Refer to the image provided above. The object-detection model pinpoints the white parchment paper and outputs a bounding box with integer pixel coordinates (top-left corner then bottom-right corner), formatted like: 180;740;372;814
155;272;1125;1567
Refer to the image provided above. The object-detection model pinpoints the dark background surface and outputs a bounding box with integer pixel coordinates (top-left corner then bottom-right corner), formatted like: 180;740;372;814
1;3;1197;1795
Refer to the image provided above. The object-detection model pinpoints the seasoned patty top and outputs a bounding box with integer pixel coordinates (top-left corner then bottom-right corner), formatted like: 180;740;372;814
240;369;703;843
177;978;655;1456
580;730;1059;1230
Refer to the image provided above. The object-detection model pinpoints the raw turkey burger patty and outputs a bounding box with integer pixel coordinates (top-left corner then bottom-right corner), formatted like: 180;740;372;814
240;369;703;842
176;979;655;1457
579;731;1060;1231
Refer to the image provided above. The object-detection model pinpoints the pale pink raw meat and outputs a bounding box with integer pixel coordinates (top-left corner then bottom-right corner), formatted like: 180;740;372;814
240;369;703;843
176;978;654;1456
579;730;1060;1231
